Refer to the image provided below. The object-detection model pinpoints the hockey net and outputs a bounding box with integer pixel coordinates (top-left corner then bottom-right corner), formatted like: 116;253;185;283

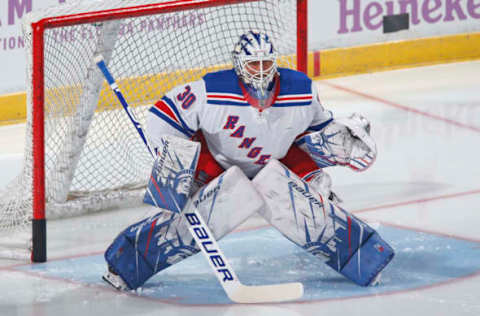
0;0;305;261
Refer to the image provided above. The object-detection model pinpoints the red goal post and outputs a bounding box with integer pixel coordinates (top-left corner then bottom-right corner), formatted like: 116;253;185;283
23;0;308;262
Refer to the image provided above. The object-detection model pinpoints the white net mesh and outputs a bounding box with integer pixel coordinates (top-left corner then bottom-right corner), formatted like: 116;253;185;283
0;0;298;259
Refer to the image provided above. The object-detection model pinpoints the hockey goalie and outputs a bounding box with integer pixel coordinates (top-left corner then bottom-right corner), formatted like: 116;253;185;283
102;30;394;292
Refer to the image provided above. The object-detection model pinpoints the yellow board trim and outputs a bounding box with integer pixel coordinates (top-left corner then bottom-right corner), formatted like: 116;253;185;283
311;31;480;80
0;92;27;125
1;32;480;125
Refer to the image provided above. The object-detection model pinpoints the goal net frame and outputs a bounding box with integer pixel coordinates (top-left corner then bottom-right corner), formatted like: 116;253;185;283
25;0;308;262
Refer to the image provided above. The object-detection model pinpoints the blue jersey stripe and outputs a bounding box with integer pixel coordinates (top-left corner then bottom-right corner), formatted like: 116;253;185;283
272;102;311;107
161;96;196;135
149;107;193;138
308;118;333;131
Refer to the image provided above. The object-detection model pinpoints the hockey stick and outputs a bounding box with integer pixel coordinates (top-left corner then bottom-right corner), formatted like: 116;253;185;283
95;55;303;303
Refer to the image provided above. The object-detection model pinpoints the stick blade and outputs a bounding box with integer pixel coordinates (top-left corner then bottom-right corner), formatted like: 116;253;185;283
228;282;304;304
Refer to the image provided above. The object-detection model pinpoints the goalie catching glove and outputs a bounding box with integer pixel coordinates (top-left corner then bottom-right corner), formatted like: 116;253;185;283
299;113;377;172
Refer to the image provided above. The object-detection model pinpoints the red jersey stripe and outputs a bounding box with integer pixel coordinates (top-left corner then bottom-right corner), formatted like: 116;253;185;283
154;100;180;124
207;94;246;101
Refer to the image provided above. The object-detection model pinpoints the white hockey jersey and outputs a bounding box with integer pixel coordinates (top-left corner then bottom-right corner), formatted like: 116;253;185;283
146;68;332;178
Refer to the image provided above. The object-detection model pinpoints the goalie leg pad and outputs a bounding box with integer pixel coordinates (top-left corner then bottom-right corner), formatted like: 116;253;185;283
104;211;194;290
252;160;394;286
340;231;394;286
105;165;264;290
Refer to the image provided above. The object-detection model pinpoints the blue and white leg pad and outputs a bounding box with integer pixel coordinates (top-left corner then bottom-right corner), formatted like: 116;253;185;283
338;230;394;286
104;210;196;290
105;166;265;290
253;160;394;286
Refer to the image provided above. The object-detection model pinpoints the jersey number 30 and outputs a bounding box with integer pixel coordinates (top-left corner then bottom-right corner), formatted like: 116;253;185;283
177;85;196;109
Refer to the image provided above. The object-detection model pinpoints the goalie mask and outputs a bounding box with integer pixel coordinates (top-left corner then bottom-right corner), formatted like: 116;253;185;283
232;30;278;97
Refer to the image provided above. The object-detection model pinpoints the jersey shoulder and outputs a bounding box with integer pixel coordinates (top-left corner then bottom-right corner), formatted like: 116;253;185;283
202;69;242;94
278;68;312;95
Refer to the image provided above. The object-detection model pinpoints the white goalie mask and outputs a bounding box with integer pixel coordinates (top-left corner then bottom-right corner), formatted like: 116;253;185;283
232;31;278;95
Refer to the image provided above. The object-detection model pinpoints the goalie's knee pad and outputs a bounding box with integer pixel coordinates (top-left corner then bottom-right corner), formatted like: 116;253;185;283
105;165;264;289
253;160;394;286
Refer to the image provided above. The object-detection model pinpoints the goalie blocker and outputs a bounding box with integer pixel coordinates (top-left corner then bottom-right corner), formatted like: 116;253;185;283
253;160;394;286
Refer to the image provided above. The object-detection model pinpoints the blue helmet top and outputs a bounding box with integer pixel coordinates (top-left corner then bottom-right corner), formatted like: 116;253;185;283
232;30;278;96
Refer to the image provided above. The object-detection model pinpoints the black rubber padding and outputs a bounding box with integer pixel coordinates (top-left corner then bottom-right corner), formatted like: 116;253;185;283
383;13;410;33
